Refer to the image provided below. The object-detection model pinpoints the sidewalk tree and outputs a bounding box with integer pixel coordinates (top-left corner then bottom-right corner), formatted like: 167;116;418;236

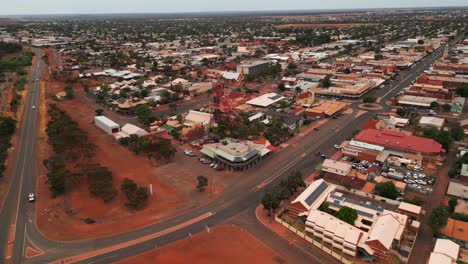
261;191;280;215
456;83;468;97
135;104;152;126
450;126;464;141
197;176;208;192
362;95;377;104
277;83;286;92
430;101;440;109
448;197;458;213
429;207;449;231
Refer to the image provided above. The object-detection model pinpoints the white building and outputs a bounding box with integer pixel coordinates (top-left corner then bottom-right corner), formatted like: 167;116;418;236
94;116;120;135
322;159;352;176
246;93;285;107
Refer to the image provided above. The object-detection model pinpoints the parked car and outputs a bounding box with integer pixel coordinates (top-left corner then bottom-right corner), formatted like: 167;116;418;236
333;144;341;150
314;128;319;131
320;154;327;159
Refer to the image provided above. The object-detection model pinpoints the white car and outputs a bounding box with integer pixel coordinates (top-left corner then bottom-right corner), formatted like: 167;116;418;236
28;193;35;202
333;144;341;150
32;105;36;110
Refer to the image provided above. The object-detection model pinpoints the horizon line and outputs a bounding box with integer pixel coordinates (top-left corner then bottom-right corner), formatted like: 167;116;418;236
1;5;468;17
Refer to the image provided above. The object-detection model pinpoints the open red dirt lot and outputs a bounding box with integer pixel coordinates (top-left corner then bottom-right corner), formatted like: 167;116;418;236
36;49;238;240
116;225;288;264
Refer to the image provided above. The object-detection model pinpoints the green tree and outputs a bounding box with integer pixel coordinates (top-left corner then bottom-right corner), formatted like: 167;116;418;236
430;101;440;110
197;176;208;192
319;201;330;212
429;207;449;231
135;104;152;126
121;177;137;197
126;187;149;209
423;127;453;150
396;108;407;117
442;104;452;112
321;75;332;88
448;197;458;213
261;191;280;215
334;206;358;225
374;54;384;60
64;86;74;99
95;109;104;116
362;96;377;104
376;181;399;200
450;126;464;141
456;83;468;97
277;83;286;92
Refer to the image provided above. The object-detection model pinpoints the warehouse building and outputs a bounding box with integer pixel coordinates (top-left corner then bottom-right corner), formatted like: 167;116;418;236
94;116;120;135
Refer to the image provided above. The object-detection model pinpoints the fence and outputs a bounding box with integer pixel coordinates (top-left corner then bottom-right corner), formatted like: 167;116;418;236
275;215;355;264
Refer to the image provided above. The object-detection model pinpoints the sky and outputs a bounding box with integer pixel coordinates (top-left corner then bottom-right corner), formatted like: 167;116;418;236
0;0;466;15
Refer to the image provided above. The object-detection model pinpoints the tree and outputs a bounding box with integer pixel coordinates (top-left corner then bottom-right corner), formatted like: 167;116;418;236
95;108;104;116
64;86;74;99
450;126;464;141
423;127;453;150
321;75;332;88
334;206;358;225
374;54;384;60
396;108;407;117
417;39;425;44
343;68;351;74
85;165;117;202
126;187;149;209
197;176;208;192
362;96;377;104
376;181;399;200
135;104;152;126
121;177;137;197
442;103;452;112
430;101;440;110
261;191;280;215
429;207;449;231
456;83;468;97
277;83;286;92
319;201;330;212
448;197;458;213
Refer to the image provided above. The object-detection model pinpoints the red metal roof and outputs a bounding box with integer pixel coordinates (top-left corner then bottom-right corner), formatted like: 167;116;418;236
354;129;443;154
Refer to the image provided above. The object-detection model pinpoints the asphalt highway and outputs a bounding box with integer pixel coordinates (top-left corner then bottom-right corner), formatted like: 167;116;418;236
0;48;43;263
0;45;443;264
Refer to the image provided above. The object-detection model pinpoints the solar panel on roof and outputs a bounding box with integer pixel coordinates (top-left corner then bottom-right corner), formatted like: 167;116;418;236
330;194;344;201
269;94;282;100
243;149;260;161
305;182;328;206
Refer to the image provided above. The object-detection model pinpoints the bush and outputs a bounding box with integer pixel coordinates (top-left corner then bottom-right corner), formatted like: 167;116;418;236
375;181;399;200
84;218;96;224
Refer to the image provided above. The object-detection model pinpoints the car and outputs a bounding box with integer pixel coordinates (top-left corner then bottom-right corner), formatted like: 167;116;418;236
333;144;341;150
332;116;337;119
396;197;404;202
28;193;35;202
32;105;36;110
314;128;319;131
320;154;327;159
210;163;216;168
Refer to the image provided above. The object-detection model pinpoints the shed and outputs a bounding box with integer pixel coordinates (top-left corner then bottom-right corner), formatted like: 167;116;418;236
94;116;120;135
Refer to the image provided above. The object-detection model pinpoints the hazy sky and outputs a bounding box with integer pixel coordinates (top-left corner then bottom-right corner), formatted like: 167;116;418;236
1;0;466;15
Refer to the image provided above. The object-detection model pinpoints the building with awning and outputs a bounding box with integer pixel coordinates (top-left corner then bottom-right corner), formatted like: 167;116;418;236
200;138;274;170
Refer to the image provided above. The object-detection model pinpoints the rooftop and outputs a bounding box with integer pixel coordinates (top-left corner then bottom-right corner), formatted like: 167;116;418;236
246;93;285;107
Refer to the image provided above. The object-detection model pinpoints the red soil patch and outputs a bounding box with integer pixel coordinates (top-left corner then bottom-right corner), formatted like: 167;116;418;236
116;225;287;264
25;247;43;258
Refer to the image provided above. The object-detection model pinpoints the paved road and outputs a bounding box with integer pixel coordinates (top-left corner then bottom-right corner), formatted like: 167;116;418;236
0;48;43;263
0;45;444;264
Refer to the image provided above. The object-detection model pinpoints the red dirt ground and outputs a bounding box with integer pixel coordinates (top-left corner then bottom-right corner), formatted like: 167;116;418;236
116;225;288;264
35;49;237;240
276;23;374;29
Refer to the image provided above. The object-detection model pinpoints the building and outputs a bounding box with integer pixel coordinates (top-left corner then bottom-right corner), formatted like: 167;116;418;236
114;124;148;139
245;93;285;107
397;202;422;220
200;138;274;170
353;129;445;156
322;159;352;176
288;179;335;218
94;116;120;135
304;100;348;118
290;180;412;263
236;61;269;75
418;116;446;130
446;181;468;199
183;110;212;129
440;218;468;248
430;239;460;263
296;91;315;107
264;110;303;130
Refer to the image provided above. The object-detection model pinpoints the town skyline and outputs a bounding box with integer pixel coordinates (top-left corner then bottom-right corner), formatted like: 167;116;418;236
1;0;468;15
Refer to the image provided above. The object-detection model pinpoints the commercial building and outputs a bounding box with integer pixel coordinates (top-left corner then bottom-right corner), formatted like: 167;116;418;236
94;116;120;135
236;61;269;75
418;116;446;130
304;100;348;118
447;181;468;199
322;159;352;176
114;124;148;139
246;93;285;107
289;179;418;264
200;138;274;170
428;239;460;264
353;129;445;156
